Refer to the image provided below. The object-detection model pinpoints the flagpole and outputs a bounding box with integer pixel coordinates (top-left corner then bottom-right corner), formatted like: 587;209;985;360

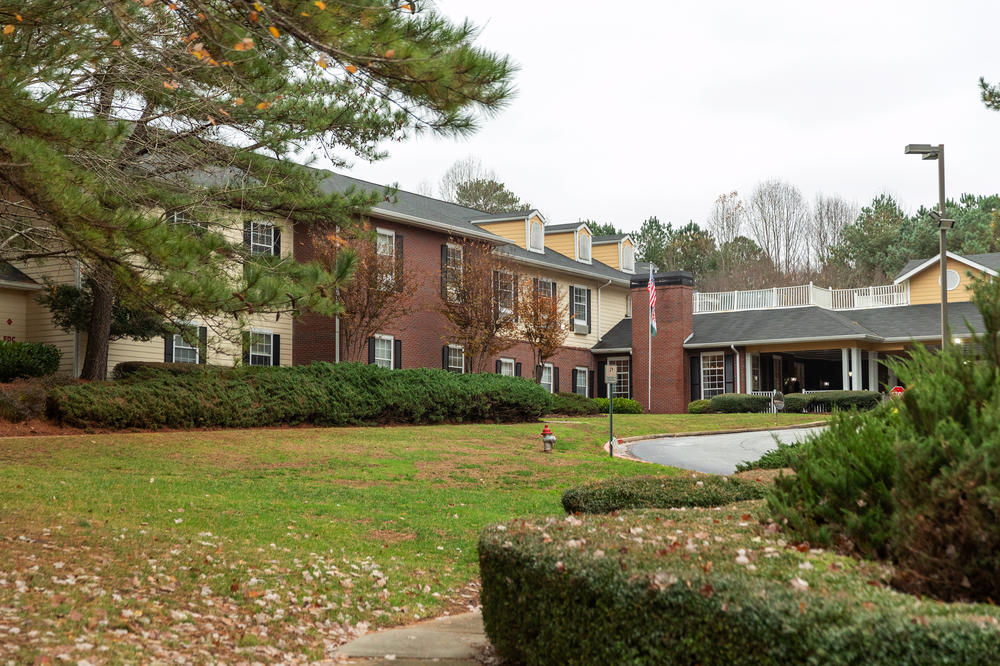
647;314;652;412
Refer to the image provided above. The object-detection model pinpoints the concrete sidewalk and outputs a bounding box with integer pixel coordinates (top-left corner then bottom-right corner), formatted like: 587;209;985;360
331;611;488;665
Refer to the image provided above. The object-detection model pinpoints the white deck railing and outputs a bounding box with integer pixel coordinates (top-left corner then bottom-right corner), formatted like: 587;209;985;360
694;282;908;314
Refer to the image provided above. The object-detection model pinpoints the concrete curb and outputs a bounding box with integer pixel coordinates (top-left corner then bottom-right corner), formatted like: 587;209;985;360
603;421;827;462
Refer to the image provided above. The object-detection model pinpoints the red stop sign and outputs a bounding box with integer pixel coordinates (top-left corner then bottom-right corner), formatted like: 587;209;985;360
890;385;904;397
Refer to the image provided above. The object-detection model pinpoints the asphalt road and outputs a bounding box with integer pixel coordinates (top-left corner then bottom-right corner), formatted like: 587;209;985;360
629;427;824;475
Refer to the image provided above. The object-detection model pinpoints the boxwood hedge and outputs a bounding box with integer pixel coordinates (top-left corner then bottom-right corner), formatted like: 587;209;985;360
593;397;642;414
479;505;1000;665
0;341;61;382
562;475;766;514
47;362;553;429
549;391;599;416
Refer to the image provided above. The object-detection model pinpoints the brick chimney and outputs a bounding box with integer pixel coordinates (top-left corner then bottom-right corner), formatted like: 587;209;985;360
631;271;694;413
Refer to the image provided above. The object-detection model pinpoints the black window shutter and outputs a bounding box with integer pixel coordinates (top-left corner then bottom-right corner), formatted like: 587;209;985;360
272;334;281;366
440;244;448;299
589;367;595;397
571;369;578;394
690;356;701;402
496;359;502;374
568;286;575;325
551;281;557;299
628;355;633;399
442;345;449;370
596;359;607;398
163;335;173;363
491;270;500;318
393;339;402;369
272;225;281;256
532;277;539;295
554;367;560;393
724;354;735;394
515;362;522;377
242;332;250;365
368;337;376;364
513;273;520;321
198;327;208;365
586;289;592;334
394;234;404;293
536;365;543;383
243;220;252;248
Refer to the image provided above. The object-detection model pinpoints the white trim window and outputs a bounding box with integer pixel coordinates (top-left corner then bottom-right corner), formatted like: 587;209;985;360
448;344;465;374
249;331;274;366
622;243;635;272
497;270;516;315
249;220;277;256
574;367;588;396
573;286;588;328
376;228;395;259
577;231;591;263
445;243;463;302
607;357;630;398
751;353;761;391
701;352;725;399
173;327;200;364
528;219;544;253
374;334;394;369
538;279;555;300
499;358;515;376
540;363;554;393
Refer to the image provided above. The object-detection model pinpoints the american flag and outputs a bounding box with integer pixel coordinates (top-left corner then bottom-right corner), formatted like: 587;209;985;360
647;265;657;337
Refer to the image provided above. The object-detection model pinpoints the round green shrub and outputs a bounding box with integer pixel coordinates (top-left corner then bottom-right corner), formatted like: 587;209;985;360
709;393;769;413
549;391;599;415
687;398;713;414
593;397;642;414
562;475;766;513
0;341;61;382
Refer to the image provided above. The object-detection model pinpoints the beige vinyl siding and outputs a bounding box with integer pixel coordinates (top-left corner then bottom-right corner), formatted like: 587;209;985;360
544;231;576;258
907;258;982;305
519;268;629;350
0;290;30;342
477;220;526;248
18;258;79;375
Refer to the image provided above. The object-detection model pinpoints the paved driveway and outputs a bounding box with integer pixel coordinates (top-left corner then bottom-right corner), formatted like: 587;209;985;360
629;427;824;475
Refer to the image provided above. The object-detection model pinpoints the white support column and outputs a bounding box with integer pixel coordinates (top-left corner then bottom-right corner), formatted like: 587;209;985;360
841;348;850;390
745;351;753;394
851;348;862;391
869;351;879;392
887;365;897;389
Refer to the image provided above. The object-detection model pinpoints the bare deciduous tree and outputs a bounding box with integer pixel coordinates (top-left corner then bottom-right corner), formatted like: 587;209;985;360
517;279;568;382
438;157;497;203
708;191;746;270
810;194;857;268
747;180;809;274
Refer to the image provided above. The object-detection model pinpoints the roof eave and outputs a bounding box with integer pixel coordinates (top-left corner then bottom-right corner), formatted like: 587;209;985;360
591;347;632;353
0;279;43;291
369;207;509;244
507;252;630;287
683;334;876;349
893;251;999;284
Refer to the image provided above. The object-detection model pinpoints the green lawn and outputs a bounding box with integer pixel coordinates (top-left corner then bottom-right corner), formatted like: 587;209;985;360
0;413;819;663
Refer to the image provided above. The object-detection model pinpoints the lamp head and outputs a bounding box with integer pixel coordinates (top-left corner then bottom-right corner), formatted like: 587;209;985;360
905;143;940;159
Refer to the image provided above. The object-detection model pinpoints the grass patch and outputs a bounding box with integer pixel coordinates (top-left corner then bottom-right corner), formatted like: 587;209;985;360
0;413;817;662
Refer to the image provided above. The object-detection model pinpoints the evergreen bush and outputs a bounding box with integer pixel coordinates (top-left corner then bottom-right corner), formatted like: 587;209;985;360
0;341;61;382
734;439;805;472
562;475;766;514
549;391;599;415
48;362;553;429
709;393;769;413
687;398;713;414
593;397;642;414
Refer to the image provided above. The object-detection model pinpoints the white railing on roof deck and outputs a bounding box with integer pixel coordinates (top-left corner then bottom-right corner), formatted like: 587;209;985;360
693;282;908;314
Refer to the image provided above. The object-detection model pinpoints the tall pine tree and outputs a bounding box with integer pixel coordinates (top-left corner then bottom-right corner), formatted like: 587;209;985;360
0;1;514;377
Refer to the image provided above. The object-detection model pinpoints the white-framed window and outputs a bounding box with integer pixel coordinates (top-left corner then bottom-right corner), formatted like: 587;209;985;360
374;334;394;369
626;293;632;318
622;244;635;272
445;243;463;302
173;326;200;364
607;357;630;398
528;220;544;253
499;358;515;376
751;353;761;391
540;363;554;393
578;232;591;263
376;228;395;259
497;270;516;314
538;279;555;300
448;344;465;374
249;331;274;366
573;286;588;327
701;352;725;399
249;220;277;256
574;367;588;396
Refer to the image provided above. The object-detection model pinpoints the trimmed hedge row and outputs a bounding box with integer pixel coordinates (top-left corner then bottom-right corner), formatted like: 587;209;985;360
0;341;61;382
111;360;219;380
710;391;882;413
687;398;714;414
479;508;1000;665
562;475;766;514
47;362;553;429
594;397;643;414
549;391;599;416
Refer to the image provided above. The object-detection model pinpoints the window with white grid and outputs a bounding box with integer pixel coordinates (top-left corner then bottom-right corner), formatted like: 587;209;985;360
445;244;463;301
575;367;588;396
499;358;514;376
448;345;464;373
608;358;630;398
374;335;393;369
173;328;199;364
249;221;276;256
249;332;273;366
701;352;725;399
497;271;516;314
573;286;588;325
540;363;553;393
538;279;555;300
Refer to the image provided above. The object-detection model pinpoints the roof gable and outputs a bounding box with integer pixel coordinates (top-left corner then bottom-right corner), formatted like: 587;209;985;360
893;251;999;284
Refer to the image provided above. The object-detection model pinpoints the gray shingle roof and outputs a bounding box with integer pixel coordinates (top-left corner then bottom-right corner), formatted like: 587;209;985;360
592;318;632;351
545;222;585;233
592;233;628;243
686;301;985;347
468;210;536;222
895;252;1000;280
0;262;38;286
498;245;632;286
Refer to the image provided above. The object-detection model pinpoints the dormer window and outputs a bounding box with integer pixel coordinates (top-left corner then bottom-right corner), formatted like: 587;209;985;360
622;244;635;272
529;219;544;253
578;232;591;263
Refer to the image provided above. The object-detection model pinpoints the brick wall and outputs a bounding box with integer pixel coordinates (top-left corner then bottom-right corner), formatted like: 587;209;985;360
631;272;694;413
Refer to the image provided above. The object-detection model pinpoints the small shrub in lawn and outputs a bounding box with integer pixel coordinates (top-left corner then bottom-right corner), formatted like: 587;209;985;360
0;341;61;382
593;397;642;414
549;391;599;415
687;399;713;414
48;362;553;429
561;475;766;514
709;393;769;413
734;439;804;472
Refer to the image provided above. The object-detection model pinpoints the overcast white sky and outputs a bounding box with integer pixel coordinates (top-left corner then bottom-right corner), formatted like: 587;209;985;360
317;0;999;234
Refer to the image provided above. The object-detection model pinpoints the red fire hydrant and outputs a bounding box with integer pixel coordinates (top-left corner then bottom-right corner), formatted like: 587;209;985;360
541;424;556;453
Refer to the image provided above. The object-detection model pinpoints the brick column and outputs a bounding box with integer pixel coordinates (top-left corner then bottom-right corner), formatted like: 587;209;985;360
631;271;694;413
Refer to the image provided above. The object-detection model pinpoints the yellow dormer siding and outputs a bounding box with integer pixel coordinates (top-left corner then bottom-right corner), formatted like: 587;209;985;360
544;230;576;258
477;220;527;248
907;257;984;305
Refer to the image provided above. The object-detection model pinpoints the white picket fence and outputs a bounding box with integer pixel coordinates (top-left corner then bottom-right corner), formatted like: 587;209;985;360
694;282;908;314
